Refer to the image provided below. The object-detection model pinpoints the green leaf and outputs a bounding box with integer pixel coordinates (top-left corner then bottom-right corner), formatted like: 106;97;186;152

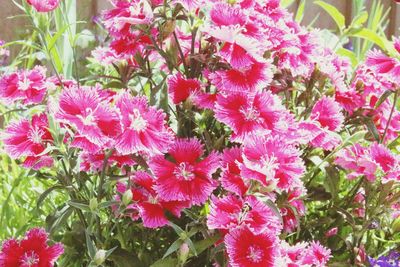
98;200;119;209
193;234;220;255
314;1;345;31
37;185;64;208
151;258;179;267
68;201;90;211
374;90;394;109
351;28;386;51
169;222;185;235
295;0;306;23
351;11;368;28
163;239;183;259
281;0;295;8
85;230;96;259
336;48;358;67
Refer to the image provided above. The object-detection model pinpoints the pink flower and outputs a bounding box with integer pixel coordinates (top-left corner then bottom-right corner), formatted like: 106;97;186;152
27;0;60;12
240;135;305;191
79;151;136;172
56;85;122;148
311;96;344;132
3;113;53;170
115;93;173;156
210;62;273;93
116;171;189;228
207;194;281;235
150;138;220;205
103;0;154;38
0;228;63;267
220;147;249;196
225;225;278;267
299;121;341;151
280;188;306;233
370;143;400;182
0;66;52;105
366;49;400;84
325;227;338;238
301;241;331;267
214;91;288;142
167;73;201;104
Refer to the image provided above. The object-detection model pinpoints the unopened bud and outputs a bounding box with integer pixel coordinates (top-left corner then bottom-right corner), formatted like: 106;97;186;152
89;198;98;211
392;217;400;233
122;190;133;206
179;243;190;264
93;249;106;265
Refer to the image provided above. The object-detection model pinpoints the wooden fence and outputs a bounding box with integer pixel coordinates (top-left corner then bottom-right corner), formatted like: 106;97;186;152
1;0;400;42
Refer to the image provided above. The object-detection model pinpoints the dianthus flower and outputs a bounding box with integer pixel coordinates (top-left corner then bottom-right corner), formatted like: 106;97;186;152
0;228;63;267
150;138;220;205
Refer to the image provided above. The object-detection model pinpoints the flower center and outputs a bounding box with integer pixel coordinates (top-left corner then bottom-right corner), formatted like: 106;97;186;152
130;109;147;131
174;162;195;181
18;76;32;91
29;126;44;144
247;245;264;263
260;154;279;178
77;108;96;126
240;106;260;122
20;251;39;267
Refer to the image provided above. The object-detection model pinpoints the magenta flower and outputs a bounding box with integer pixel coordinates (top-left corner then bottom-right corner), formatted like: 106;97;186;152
150;138;220;205
167;73;201;104
207;194;281;235
27;0;60;12
0;66;52;105
214;91;287;143
0;228;63;267
300;241;331;266
116;171;189;228
311;96;344;132
220;147;249;196
56;85;122;148
3;113;53;170
210;62;273;93
115;93;173;156
225;225;278;267
240;135;305;191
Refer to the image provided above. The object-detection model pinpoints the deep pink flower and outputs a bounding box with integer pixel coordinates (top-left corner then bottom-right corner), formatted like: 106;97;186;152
3;113;53;170
27;0;60;12
240;135;305;191
56;85;122;148
325;227;338;238
220;147;249;196
210;3;246;28
0;66;52;105
115;93;173;156
0;228;63;267
366;49;400;84
207;194;281;235
167;73;201;104
370;143;400;182
299;121;341;151
150;138;220;205
210;62;273;93
311;96;344;131
116;171;189;228
214;91;288;142
225;225;278;267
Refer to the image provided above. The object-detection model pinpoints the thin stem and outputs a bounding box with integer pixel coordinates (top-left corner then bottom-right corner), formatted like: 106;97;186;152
381;89;398;144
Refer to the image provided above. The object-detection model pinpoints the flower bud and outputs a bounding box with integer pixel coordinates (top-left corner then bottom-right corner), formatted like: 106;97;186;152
179;243;190;264
122;190;133;206
93;249;106;266
89;198;98;211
